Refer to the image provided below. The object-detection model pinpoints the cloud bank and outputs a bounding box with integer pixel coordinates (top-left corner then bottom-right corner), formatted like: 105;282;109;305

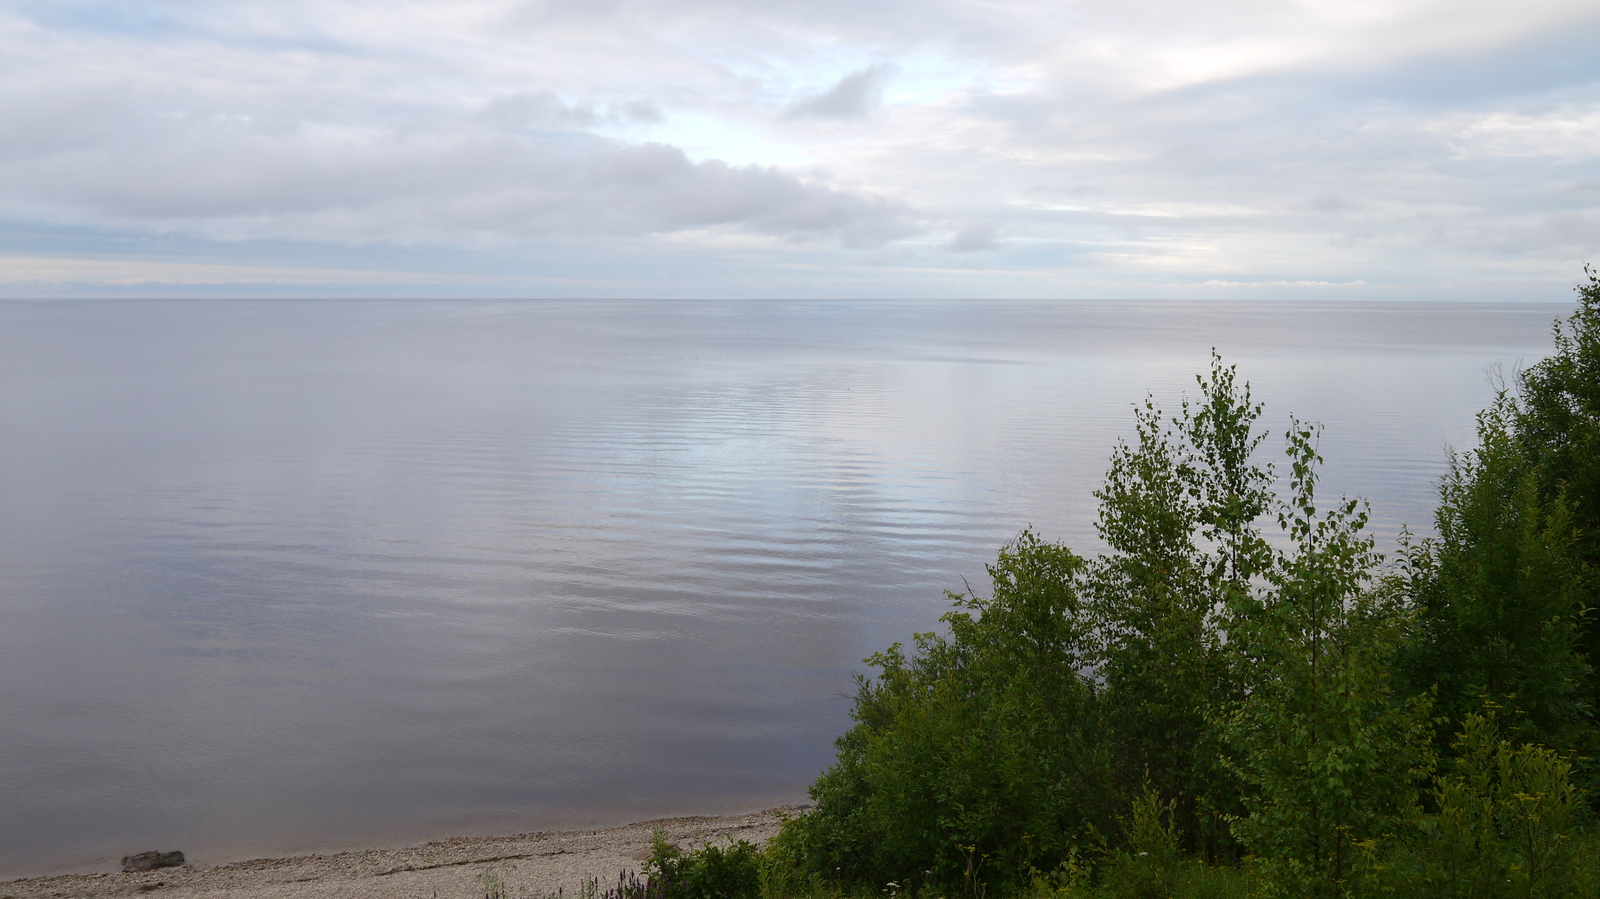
0;0;1596;297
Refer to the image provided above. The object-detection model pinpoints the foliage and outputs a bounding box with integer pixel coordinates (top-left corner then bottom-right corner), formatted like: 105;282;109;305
1506;268;1600;738
779;352;1446;895
1397;272;1598;762
1097;779;1183;899
1089;356;1269;860
566;869;676;899
775;531;1114;892
1396;391;1591;754
644;829;763;899
1334;713;1590;899
1218;421;1435;897
1421;712;1583;898
1517;268;1600;574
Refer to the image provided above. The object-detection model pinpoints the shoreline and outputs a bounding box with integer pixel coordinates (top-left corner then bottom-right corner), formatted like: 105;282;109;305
0;807;803;899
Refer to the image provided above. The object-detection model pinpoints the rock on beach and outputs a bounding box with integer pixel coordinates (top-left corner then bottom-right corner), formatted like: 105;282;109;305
119;851;185;873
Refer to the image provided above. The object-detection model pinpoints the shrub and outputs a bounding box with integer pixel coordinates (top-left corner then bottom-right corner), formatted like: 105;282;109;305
1099;780;1182;899
645;829;763;899
1420;712;1583;898
775;531;1114;893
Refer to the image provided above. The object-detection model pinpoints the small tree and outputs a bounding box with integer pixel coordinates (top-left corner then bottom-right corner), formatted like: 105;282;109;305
1090;354;1272;860
1219;422;1435;898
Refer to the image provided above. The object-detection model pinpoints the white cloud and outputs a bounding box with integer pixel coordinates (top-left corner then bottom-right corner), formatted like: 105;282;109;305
1432;105;1600;160
0;0;1596;296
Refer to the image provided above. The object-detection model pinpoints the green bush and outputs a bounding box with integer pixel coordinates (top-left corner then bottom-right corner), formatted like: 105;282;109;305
1098;781;1182;899
645;830;763;899
774;530;1114;893
1416;713;1584;898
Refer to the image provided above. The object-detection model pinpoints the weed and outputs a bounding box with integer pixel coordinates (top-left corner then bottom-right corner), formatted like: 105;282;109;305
481;867;510;899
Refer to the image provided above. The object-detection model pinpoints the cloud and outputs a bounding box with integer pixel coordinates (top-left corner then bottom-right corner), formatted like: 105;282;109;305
548;142;922;246
481;90;602;131
1195;279;1370;288
0;255;474;285
1;0;1597;296
784;65;897;121
0;109;920;248
481;91;665;132
944;221;1000;253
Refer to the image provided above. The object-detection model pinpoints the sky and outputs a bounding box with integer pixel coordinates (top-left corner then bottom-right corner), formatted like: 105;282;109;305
0;0;1596;299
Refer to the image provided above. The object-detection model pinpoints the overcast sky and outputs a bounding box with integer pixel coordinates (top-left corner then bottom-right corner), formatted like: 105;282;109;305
1;0;1596;299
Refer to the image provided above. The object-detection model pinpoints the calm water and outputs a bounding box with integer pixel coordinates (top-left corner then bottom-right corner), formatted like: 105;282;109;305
0;299;1569;877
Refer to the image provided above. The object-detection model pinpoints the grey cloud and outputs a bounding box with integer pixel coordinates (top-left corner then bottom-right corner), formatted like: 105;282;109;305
1328;230;1379;249
575;144;920;245
1396;211;1600;259
482;90;602;131
614;98;665;124
944;222;1000;253
3;117;919;247
947;25;1599;266
785;65;896;121
1544;212;1600;249
1305;195;1363;216
1479;213;1600;256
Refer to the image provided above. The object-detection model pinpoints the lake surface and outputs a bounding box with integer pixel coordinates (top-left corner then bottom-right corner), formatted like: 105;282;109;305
0;298;1571;878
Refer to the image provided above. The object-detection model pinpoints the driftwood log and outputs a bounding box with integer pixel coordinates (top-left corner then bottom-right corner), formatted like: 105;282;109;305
121;850;185;873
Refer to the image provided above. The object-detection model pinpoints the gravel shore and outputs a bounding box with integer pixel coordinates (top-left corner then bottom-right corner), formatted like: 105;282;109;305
0;808;801;899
